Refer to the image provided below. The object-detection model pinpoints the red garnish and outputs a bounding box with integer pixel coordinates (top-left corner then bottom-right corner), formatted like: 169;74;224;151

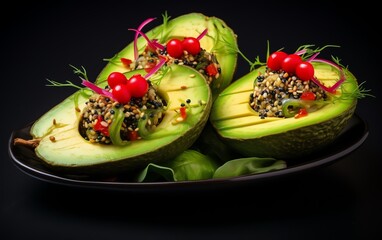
166;38;184;58
133;17;157;60
107;72;128;88
128;130;139;141
281;54;302;74
126;74;149;98
81;78;114;100
144;55;167;79
182;37;201;55
309;58;345;94
121;58;132;67
300;91;316;101
206;63;218;76
196;29;208;41
295;108;308;119
144;61;156;73
93;116;110;136
180;105;187;119
295;61;314;81
112;84;131;104
299;50;345;93
267;51;288;71
81;54;166;104
129;28;161;55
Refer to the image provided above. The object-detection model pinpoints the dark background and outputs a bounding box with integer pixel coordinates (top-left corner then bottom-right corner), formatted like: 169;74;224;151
2;1;381;239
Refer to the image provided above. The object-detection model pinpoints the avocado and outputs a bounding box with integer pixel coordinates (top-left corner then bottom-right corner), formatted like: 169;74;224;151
210;62;359;159
30;65;212;176
96;12;238;98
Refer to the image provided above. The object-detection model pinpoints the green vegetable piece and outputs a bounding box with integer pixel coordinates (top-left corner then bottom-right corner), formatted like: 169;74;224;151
165;149;218;181
97;12;238;99
210;62;361;159
191;122;242;163
213;157;286;179
136;163;176;182
108;107;130;146
29;65;212;176
136;149;218;182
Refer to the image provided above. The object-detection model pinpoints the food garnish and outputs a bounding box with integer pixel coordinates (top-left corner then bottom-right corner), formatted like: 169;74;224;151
242;43;374;119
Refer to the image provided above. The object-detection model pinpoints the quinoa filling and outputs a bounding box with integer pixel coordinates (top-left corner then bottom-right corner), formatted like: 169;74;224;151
79;81;166;144
250;69;328;118
127;47;221;85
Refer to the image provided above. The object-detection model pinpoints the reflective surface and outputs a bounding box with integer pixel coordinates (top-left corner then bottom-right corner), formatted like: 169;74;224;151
9;114;369;192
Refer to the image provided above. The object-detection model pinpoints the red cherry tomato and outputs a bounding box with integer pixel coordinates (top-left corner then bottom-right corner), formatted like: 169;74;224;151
166;39;184;58
126;74;149;98
112;84;131;104
181;37;201;55
281;54;302;74
267;51;288;71
107;72;128;89
295;61;314;81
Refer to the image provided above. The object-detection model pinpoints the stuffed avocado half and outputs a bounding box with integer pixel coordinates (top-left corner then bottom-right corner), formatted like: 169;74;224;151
30;65;212;176
97;12;238;99
210;61;360;160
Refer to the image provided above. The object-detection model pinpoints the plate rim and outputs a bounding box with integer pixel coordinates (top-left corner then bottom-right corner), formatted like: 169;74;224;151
8;113;369;192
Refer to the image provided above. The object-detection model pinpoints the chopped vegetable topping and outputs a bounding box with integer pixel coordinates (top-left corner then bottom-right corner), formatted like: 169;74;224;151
249;69;327;119
246;44;372;119
113;17;221;85
79;82;166;145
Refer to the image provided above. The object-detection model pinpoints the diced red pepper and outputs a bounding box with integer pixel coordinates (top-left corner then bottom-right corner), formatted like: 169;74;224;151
128;131;139;141
180;106;187;119
93;116;110;136
300;91;316;101
144;61;157;73
121;58;132;67
206;63;218;76
295;108;308;119
145;45;156;53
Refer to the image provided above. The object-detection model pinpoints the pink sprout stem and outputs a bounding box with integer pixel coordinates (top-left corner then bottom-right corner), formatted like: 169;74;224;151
133;18;156;60
308;58;346;93
144;56;167;79
196;28;208;41
81;78;114;100
129;28;164;56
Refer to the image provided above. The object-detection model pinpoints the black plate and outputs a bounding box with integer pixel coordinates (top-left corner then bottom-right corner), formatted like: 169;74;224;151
8;114;369;192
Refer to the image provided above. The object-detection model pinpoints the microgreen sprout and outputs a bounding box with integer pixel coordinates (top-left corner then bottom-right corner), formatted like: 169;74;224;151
45;79;83;90
159;11;171;43
332;81;375;103
45;65;88;90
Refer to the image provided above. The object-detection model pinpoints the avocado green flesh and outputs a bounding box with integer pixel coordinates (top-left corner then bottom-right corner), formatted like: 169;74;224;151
30;65;211;175
96;12;238;97
210;63;358;159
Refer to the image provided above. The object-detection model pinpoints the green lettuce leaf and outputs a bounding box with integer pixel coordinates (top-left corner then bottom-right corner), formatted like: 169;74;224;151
213;157;286;179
